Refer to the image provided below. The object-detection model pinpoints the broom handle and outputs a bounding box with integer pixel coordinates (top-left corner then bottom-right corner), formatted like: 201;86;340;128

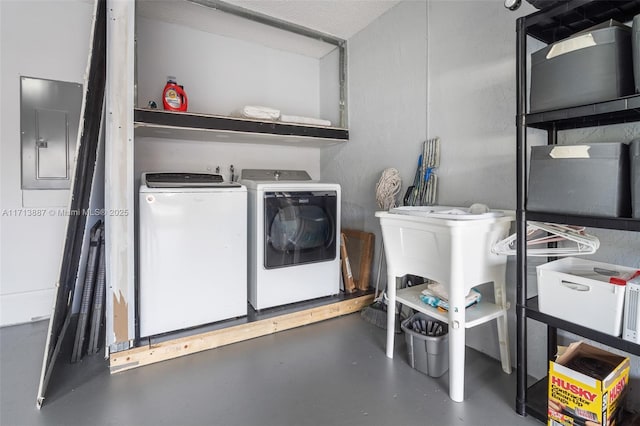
374;240;385;300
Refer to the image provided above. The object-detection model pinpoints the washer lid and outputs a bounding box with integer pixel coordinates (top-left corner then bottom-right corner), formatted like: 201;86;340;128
240;169;311;182
143;172;240;188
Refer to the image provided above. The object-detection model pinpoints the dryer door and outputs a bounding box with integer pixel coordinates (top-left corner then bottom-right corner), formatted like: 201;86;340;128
264;190;337;268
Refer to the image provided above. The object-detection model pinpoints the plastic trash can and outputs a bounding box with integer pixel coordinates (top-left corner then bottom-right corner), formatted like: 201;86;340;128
401;312;449;378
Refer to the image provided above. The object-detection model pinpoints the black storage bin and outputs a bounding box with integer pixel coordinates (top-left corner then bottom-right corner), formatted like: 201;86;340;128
528;142;631;217
530;21;634;112
632;139;640;218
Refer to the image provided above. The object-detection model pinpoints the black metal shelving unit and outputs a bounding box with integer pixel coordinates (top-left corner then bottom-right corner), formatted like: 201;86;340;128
515;1;640;422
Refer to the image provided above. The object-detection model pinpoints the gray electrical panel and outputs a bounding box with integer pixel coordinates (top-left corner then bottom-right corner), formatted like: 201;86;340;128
21;76;82;189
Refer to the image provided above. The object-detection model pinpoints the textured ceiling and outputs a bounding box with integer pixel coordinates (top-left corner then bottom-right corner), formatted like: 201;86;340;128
224;0;401;39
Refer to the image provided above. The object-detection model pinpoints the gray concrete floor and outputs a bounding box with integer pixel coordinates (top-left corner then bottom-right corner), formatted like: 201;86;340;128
0;313;542;426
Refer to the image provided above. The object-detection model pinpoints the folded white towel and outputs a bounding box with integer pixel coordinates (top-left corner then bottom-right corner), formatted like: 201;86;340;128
280;114;331;127
424;282;481;305
233;105;280;120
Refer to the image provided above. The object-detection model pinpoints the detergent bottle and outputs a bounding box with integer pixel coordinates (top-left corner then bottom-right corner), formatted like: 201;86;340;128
162;76;188;112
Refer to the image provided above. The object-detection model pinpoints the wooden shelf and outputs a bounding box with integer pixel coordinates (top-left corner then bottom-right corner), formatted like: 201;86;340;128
134;108;349;147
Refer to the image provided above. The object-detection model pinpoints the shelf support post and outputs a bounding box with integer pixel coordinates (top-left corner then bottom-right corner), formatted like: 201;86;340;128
515;15;528;417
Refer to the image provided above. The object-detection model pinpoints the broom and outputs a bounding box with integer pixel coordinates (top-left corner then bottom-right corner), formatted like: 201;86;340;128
360;241;402;333
361;168;403;332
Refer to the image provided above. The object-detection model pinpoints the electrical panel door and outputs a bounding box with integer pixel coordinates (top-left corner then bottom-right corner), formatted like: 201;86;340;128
21;77;82;189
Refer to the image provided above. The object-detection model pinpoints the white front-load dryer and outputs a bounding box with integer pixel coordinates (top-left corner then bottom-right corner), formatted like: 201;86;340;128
240;169;341;310
138;172;247;337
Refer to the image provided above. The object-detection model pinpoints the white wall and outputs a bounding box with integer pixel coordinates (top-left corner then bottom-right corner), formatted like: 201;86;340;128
322;0;428;234
319;48;342;127
135;138;321;183
136;16;326;120
428;1;523;209
0;0;93;326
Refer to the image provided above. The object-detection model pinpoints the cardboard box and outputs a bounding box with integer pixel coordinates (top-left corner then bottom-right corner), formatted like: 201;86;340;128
548;342;630;426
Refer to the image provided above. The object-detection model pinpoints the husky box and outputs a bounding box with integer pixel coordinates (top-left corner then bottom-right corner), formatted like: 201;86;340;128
632;139;640;218
530;21;634;112
537;257;640;337
527;142;631;217
547;341;630;426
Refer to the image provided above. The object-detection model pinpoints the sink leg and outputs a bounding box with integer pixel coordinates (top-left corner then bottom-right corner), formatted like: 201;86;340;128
448;247;466;402
494;278;512;374
448;312;465;403
385;273;397;359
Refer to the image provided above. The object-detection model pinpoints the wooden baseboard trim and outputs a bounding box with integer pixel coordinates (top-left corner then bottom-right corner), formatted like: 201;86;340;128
109;293;374;373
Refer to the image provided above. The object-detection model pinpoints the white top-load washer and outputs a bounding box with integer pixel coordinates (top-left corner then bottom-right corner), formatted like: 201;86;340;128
138;172;247;337
240;169;341;310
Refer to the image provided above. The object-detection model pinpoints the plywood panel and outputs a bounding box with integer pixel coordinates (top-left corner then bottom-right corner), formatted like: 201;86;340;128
342;229;374;291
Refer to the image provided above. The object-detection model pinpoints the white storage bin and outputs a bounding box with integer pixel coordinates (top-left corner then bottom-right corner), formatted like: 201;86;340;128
537;257;639;337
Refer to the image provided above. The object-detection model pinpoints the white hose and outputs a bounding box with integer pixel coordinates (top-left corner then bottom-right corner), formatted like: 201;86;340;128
375;168;402;210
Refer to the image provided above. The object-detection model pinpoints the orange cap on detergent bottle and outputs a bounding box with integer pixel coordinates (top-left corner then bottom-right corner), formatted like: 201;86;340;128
162;76;188;112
